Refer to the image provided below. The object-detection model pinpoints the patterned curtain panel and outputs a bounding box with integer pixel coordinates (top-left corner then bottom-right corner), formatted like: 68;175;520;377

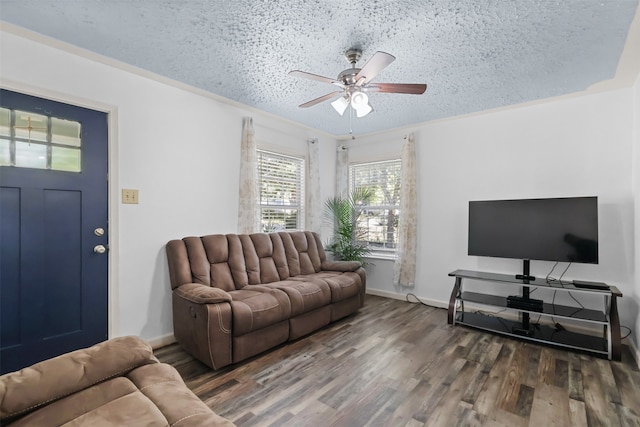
394;133;418;287
335;145;349;198
237;117;258;233
305;139;322;234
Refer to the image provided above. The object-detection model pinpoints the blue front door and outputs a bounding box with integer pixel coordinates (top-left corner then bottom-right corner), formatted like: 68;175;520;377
0;89;109;374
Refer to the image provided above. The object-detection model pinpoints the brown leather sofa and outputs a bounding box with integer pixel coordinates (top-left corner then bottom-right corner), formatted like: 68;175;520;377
166;231;366;370
0;336;234;426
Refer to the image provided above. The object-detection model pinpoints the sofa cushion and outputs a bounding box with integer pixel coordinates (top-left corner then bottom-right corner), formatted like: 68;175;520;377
292;271;362;303
280;231;323;275
250;233;291;283
229;286;292;336
7;377;167;427
199;234;235;292
269;233;291;279
261;279;331;317
182;236;213;287
0;336;156;423
64;392;168;427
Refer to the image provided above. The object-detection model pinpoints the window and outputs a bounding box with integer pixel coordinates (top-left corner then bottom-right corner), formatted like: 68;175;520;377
0;107;82;172
257;149;305;232
350;159;401;254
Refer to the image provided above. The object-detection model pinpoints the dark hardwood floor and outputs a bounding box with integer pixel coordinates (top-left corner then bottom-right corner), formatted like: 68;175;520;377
155;295;640;426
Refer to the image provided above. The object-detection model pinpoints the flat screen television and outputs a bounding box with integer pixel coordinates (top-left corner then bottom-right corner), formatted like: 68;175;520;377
468;196;599;266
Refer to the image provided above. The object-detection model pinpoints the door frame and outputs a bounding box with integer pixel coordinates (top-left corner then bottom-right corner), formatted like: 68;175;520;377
1;79;121;339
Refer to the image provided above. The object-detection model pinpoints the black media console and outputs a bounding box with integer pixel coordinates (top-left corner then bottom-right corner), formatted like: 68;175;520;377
447;269;622;360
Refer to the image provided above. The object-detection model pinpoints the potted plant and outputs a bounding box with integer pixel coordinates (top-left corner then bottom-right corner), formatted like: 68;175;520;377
324;187;372;263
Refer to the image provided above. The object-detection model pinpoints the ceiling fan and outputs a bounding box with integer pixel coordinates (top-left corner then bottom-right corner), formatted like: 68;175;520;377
289;49;427;118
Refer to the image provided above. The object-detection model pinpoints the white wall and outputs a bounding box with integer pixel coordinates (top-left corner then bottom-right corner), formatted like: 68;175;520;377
0;26;335;343
350;89;638;346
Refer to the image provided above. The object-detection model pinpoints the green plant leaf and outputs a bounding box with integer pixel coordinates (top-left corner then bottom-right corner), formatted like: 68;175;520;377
324;188;372;263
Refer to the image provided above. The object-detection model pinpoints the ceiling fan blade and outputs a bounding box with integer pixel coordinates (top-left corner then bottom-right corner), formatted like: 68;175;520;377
367;83;427;94
298;91;342;108
354;51;396;85
289;70;340;85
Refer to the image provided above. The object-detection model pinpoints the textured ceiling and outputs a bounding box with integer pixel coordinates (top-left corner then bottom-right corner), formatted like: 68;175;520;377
0;0;638;136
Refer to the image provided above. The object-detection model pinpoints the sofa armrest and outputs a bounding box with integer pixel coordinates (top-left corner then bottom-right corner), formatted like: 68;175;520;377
128;363;236;426
174;283;232;304
0;336;157;423
321;260;362;272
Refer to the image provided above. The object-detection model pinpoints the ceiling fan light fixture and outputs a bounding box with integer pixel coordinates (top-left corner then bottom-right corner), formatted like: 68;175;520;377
331;96;349;116
351;91;372;117
355;102;373;118
350;91;368;108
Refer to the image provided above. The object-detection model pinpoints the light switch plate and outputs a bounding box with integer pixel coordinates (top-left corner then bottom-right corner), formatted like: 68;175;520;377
122;189;139;204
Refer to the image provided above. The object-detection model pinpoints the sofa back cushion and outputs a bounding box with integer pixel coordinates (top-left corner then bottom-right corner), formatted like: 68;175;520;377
201;235;236;291
249;233;291;284
166;231;327;290
278;231;320;276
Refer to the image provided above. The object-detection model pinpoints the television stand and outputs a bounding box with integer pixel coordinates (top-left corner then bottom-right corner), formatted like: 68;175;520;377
512;326;535;337
515;259;535;282
447;269;622;360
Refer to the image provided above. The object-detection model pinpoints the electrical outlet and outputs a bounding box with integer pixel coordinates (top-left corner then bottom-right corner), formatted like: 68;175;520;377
122;189;139;204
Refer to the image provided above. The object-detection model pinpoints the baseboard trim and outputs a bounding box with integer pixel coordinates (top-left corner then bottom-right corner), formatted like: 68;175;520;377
146;333;176;350
366;288;448;309
626;336;640;369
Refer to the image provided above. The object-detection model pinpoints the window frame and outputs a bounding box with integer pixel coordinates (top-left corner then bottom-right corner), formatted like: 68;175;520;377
257;148;305;233
349;158;402;257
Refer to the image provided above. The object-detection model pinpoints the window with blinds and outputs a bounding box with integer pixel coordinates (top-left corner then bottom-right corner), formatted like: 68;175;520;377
257;149;305;232
350;159;402;254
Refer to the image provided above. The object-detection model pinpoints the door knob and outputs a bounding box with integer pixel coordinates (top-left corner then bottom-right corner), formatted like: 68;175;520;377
94;228;105;237
93;245;107;254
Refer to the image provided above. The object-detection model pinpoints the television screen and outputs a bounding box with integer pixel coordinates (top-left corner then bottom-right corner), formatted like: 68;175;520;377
468;197;598;264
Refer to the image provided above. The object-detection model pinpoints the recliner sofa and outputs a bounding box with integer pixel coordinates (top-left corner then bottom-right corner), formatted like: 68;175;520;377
0;336;234;426
166;231;366;370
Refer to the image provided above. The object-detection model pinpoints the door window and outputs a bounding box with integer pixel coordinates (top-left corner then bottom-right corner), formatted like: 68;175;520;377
0;107;82;172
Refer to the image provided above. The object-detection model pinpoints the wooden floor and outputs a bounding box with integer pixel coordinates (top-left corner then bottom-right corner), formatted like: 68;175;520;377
155;295;640;427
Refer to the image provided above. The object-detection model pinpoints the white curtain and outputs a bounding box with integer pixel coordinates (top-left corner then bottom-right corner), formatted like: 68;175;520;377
335;145;349;198
237;117;259;234
394;133;418;287
306;139;322;234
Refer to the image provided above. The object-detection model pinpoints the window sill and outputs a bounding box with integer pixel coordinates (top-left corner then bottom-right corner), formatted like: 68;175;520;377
364;253;396;261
